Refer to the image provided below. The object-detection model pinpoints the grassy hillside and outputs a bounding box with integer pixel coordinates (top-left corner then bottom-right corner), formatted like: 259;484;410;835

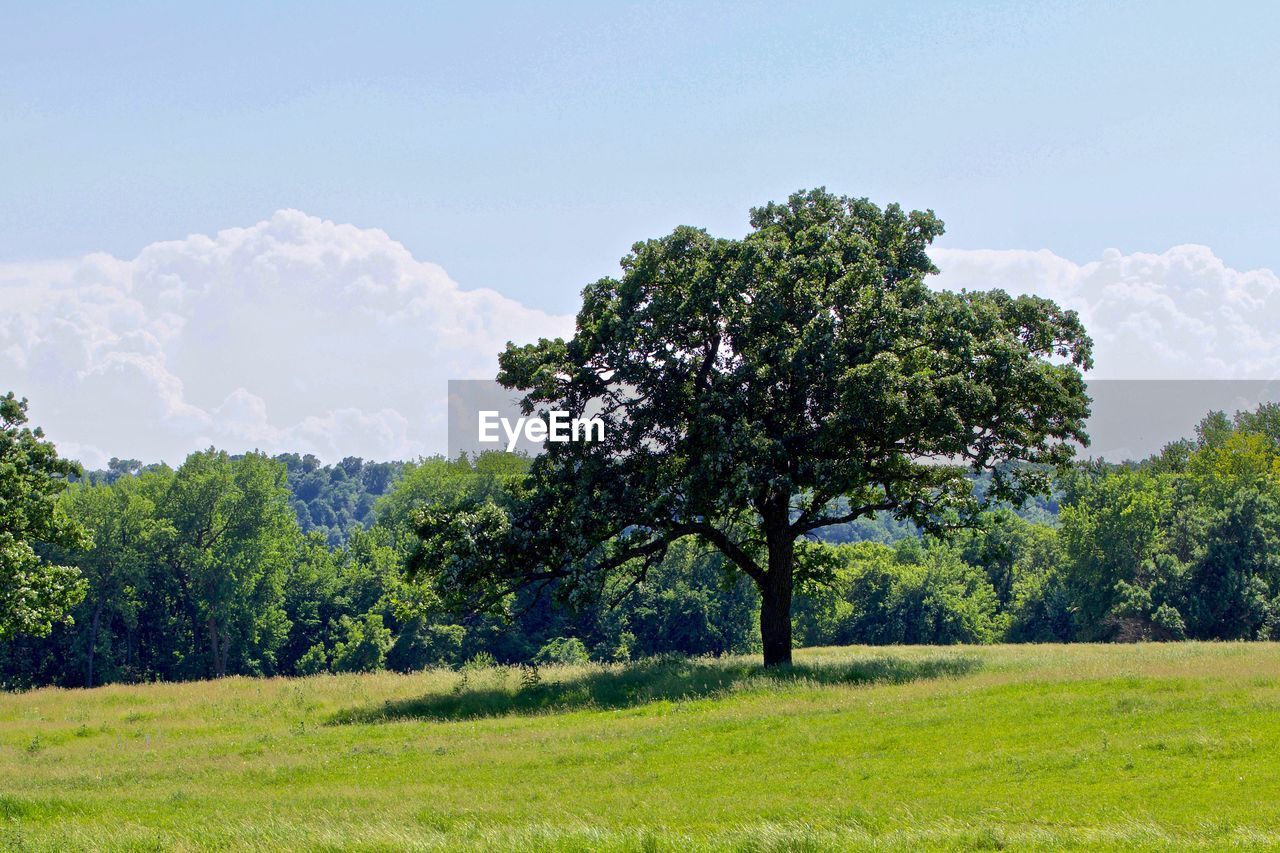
2;644;1280;850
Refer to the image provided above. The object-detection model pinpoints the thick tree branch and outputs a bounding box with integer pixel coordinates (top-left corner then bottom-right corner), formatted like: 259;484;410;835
792;500;898;534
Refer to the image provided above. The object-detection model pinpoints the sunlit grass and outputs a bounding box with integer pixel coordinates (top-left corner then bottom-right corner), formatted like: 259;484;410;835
2;643;1280;849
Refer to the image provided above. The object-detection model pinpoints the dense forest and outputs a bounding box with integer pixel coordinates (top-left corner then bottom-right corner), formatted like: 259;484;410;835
85;454;405;546
4;401;1280;689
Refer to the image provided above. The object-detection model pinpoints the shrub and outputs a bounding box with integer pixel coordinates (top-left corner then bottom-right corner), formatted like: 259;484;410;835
331;613;392;673
296;642;329;675
793;542;1004;646
387;620;466;671
1006;568;1075;642
534;636;590;665
462;651;497;672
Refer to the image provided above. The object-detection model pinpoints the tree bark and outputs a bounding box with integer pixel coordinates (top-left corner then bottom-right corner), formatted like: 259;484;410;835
759;526;796;667
759;574;794;667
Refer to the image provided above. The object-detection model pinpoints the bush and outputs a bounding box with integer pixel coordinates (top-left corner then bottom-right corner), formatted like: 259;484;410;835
460;651;497;674
793;542;1004;646
534;636;590;665
296;642;329;675
1152;603;1187;640
1006;568;1074;642
331;613;392;673
386;619;466;671
620;540;759;658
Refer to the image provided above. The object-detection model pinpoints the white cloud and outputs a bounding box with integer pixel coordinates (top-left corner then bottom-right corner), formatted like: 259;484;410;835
931;245;1280;379
0;211;573;468
3;217;1276;468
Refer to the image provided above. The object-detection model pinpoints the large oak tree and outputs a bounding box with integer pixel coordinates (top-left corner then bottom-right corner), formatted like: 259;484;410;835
413;189;1092;666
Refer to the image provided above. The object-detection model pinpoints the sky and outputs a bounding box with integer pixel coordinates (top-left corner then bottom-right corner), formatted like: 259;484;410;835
2;1;1279;466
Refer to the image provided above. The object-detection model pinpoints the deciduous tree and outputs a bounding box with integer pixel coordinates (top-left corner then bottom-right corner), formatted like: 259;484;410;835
0;392;87;640
412;190;1092;666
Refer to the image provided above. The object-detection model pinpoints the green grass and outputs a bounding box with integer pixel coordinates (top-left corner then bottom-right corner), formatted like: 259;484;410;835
3;644;1280;850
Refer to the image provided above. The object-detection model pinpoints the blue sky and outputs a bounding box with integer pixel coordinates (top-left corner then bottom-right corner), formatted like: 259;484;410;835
3;1;1277;313
4;1;1280;465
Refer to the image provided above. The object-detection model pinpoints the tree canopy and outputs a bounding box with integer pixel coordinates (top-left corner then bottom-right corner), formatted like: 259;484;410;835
15;400;1280;689
0;392;87;640
411;189;1093;665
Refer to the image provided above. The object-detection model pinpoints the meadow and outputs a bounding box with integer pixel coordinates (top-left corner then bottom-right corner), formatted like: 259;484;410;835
2;643;1280;850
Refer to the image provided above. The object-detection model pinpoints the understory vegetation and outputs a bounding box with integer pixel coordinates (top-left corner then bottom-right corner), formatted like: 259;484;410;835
5;403;1280;690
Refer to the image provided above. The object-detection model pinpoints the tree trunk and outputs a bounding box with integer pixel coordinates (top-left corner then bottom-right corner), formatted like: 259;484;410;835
218;628;230;678
173;559;204;680
759;530;795;668
759;576;793;667
86;597;103;688
206;616;225;678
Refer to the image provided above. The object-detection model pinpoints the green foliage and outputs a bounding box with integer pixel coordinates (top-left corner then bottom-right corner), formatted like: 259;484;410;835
462;651;497;671
414;189;1092;666
1185;488;1279;639
794;542;1004;646
274;454;404;545
159;449;297;677
387;620;466;671
1044;403;1280;643
20;392;1280;691
618;539;759;660
2;450;300;684
296;642;329;676
378;453;529;542
0;392;87;641
49;475;165;685
1059;469;1173;639
331;612;393;673
533;636;590;665
1006;564;1074;642
4;445;766;688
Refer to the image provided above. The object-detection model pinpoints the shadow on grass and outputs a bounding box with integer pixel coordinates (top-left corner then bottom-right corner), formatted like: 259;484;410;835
329;653;982;725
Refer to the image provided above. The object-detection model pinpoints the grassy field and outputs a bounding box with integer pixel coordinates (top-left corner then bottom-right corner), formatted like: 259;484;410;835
3;644;1280;850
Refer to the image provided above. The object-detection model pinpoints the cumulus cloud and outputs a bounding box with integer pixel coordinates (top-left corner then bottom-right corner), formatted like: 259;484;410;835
931;245;1280;379
0;211;573;468
2;216;1276;468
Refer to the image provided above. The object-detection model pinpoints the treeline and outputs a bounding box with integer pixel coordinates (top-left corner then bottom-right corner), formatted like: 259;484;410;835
5;403;1280;689
815;469;1061;546
86;453;402;546
796;404;1280;646
1;452;757;688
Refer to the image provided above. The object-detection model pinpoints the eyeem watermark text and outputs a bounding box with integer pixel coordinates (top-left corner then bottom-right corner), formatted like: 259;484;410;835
478;411;606;452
